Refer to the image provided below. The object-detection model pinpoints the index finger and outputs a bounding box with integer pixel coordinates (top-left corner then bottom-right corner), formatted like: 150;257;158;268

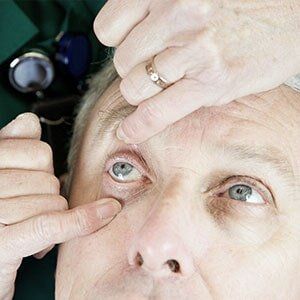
117;79;229;144
94;0;150;47
0;198;122;261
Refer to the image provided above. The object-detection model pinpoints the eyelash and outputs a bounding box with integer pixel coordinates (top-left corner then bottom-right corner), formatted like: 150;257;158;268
105;153;150;184
212;176;274;206
104;154;274;206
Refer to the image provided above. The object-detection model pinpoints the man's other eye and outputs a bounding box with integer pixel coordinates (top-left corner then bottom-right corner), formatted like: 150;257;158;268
228;184;264;204
109;162;142;183
215;176;274;205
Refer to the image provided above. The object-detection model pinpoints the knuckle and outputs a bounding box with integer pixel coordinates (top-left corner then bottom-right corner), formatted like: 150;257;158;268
113;49;127;77
156;56;179;83
93;17;115;47
120;78;140;105
52;195;69;211
21;113;42;137
173;0;194;9
73;208;97;235
138;102;164;129
33;214;58;242
195;29;216;49
36;141;53;170
193;29;224;63
200;63;229;84
44;174;60;194
173;0;214;16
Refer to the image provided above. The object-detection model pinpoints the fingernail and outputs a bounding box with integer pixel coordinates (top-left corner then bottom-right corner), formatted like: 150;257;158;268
97;200;122;220
116;123;126;141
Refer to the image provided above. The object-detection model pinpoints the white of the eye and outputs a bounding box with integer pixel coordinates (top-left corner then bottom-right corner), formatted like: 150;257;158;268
109;165;142;182
245;189;264;204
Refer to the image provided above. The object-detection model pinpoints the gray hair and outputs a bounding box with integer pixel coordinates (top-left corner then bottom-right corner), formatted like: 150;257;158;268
65;61;300;193
66;60;118;193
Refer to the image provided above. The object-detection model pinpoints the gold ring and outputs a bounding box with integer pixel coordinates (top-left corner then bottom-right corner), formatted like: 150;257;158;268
145;58;171;89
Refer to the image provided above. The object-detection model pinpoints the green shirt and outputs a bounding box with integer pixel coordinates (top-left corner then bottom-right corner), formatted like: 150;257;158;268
0;1;107;299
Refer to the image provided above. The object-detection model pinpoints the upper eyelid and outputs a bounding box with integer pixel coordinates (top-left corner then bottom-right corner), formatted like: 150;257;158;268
210;175;269;193
211;176;275;205
105;153;148;178
104;153;275;204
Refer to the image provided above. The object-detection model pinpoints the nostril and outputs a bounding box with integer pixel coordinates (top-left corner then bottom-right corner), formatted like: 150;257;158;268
135;252;144;266
166;259;181;273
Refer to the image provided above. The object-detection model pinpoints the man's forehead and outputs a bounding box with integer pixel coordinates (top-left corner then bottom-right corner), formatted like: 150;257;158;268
96;79;299;128
80;80;300;185
92;80;300;160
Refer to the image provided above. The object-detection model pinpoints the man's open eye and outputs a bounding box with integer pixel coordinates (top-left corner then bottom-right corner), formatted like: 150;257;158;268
227;184;264;204
108;162;143;183
216;176;273;205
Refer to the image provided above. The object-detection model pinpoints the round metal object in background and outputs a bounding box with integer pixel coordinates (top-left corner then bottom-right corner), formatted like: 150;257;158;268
9;51;54;93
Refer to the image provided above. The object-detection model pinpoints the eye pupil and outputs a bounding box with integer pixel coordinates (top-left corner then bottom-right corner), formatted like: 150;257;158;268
113;162;133;178
236;188;243;194
229;184;252;201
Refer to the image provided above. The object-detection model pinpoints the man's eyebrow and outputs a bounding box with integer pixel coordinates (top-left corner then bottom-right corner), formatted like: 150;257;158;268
222;143;294;178
93;104;294;178
95;103;135;137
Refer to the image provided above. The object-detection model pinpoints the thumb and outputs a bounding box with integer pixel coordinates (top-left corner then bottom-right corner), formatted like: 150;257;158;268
0;112;41;140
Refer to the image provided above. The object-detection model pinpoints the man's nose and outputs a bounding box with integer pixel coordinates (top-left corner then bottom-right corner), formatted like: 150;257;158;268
127;207;195;278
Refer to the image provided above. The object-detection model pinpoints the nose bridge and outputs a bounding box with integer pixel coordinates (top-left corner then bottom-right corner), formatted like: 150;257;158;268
128;174;195;277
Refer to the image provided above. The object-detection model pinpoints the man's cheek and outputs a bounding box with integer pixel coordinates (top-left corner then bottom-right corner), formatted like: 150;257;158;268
206;197;281;246
63;208;136;270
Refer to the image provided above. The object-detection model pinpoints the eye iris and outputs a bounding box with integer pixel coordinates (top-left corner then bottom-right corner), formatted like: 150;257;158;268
112;162;133;179
229;184;252;201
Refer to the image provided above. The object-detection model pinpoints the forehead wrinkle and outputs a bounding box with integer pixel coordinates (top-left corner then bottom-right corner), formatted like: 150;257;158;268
219;143;294;179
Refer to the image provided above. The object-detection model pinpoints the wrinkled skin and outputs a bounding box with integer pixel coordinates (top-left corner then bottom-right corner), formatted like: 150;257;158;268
56;80;300;299
94;0;300;143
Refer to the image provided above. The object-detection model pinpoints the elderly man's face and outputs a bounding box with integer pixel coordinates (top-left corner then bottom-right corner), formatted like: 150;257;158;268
55;79;300;299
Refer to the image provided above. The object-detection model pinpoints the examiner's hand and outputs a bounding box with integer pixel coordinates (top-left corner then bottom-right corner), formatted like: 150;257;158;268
0;113;121;300
94;0;300;143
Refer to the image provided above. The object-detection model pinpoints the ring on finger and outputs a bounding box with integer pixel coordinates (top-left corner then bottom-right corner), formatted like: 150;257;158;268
145;57;172;89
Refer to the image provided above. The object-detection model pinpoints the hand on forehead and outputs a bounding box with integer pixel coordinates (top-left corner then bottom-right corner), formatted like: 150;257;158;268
74;81;300;209
92;79;300;155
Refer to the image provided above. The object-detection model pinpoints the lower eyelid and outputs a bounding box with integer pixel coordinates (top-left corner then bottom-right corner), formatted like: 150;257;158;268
104;171;151;188
206;196;269;222
101;173;148;204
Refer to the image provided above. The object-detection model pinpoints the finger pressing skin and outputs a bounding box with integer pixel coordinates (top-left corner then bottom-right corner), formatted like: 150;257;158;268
0;198;122;261
0;113;41;140
0;195;68;225
117;79;229;144
0;139;54;173
94;0;150;47
0;170;60;199
120;47;189;105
